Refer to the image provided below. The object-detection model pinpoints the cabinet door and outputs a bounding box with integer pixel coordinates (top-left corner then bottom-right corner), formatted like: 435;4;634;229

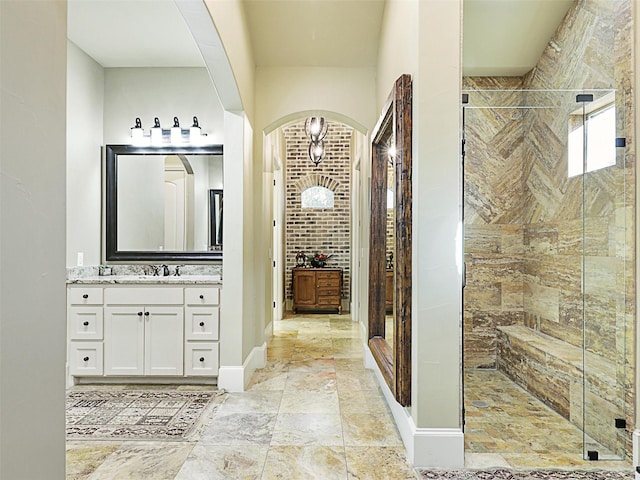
104;307;144;375
145;307;184;376
293;270;316;306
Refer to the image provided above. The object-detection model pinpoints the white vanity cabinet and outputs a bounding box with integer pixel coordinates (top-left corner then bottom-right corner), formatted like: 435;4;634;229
67;282;221;384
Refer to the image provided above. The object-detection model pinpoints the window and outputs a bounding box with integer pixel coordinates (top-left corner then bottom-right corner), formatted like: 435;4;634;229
301;185;334;208
568;103;616;178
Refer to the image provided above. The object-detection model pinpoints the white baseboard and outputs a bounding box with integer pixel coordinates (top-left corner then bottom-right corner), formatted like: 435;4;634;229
364;346;465;468
633;429;639;469
264;321;273;344
218;342;267;392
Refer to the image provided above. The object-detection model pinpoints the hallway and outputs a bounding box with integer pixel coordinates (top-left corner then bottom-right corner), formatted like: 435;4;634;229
66;314;418;479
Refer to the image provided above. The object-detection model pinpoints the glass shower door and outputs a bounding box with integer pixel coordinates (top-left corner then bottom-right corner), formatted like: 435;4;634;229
462;88;628;462
581;89;627;461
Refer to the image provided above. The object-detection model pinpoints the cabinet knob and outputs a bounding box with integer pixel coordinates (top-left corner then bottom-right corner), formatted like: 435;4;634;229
82;294;89;299
199;357;205;362
83;321;89;326
144;311;150;316
83;356;89;362
199;321;205;327
199;294;204;299
137;312;143;316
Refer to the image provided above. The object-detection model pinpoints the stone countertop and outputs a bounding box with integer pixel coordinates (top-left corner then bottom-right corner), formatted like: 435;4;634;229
67;274;221;285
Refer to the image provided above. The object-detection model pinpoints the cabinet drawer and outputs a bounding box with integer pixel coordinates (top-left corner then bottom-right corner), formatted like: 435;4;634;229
69;307;103;340
317;296;340;306
68;287;103;305
316;277;340;287
69;342;103;376
185;343;219;376
104;287;183;305
185;307;219;341
185;287;219;306
317;287;340;297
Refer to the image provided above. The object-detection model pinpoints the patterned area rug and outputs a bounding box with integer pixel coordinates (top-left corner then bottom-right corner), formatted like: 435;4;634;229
66;389;226;441
419;470;633;480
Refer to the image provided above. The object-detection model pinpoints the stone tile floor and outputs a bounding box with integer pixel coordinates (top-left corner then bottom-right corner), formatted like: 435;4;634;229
67;317;633;478
464;369;631;470
66;314;419;479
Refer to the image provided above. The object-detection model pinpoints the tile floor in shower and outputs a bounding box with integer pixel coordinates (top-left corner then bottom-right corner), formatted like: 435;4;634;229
464;369;631;470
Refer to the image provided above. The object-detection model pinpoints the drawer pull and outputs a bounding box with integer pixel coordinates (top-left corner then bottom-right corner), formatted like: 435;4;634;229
199;294;204;299
83;321;89;326
82;294;89;299
199;357;205;362
83;356;89;362
137;312;143;316
199;322;205;327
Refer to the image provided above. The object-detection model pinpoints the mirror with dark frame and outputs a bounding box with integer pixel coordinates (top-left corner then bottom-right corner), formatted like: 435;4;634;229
368;74;412;406
105;144;223;262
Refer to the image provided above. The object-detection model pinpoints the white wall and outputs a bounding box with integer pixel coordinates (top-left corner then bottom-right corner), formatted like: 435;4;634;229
256;66;377;133
0;1;67;477
376;0;464;468
67;40;104;267
103;67;224;145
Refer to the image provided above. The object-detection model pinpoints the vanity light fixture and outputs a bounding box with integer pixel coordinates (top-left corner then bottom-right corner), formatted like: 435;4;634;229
129;116;207;147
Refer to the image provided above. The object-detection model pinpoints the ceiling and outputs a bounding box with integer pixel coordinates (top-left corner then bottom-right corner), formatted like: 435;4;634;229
67;0;574;75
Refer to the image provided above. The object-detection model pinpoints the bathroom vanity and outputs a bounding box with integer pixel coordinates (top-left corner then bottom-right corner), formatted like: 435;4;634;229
67;275;221;386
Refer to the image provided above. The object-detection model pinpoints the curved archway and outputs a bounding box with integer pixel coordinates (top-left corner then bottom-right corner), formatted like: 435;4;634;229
264;110;369;136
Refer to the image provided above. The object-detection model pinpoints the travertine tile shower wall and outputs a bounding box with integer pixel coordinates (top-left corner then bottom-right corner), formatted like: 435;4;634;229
283;121;353;306
463;78;526;369
464;0;634;458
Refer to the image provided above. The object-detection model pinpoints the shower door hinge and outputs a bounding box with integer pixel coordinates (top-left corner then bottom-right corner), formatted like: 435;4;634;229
587;450;599;461
615;418;626;429
616;137;626;148
576;94;594;103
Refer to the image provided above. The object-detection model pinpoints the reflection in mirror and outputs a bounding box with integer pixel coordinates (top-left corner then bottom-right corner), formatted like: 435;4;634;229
209;189;223;249
368;74;412;406
386;154;395;344
105;144;223;262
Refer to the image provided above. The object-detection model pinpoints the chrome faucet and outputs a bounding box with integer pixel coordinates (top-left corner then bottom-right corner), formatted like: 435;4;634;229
162;264;169;276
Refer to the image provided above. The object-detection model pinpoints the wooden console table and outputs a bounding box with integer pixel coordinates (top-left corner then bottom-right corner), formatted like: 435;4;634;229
292;267;342;314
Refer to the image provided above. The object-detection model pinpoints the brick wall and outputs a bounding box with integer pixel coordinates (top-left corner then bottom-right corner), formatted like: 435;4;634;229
284;121;353;307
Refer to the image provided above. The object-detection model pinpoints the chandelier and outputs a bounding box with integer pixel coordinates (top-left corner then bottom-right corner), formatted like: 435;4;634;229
304;116;328;167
